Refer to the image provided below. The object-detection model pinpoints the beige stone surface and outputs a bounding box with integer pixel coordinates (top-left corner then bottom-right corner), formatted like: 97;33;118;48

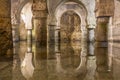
0;0;13;56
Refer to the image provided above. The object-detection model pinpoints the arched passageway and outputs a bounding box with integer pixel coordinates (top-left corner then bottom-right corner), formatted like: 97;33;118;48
60;11;81;43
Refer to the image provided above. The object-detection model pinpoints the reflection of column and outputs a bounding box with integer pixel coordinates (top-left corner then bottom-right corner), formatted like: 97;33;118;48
32;44;47;80
55;42;61;72
84;56;96;80
27;29;32;53
55;40;60;53
108;43;113;72
95;45;113;80
95;17;109;42
21;53;34;80
56;53;64;73
13;42;26;80
21;41;34;79
88;42;94;56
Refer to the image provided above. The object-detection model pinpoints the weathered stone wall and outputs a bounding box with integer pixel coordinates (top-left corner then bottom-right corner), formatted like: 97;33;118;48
0;0;13;56
112;0;120;41
0;0;13;79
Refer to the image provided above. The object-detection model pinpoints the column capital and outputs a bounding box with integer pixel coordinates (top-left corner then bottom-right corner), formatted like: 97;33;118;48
97;17;110;23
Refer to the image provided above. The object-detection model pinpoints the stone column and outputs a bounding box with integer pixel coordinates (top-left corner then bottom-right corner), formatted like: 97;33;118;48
33;0;48;60
12;24;19;42
48;24;55;43
108;17;113;42
88;42;94;56
88;28;95;42
27;29;33;54
32;0;48;46
95;17;109;42
47;23;56;59
55;28;60;43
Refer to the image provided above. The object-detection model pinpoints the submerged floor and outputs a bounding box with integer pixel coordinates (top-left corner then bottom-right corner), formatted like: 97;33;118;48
0;41;120;80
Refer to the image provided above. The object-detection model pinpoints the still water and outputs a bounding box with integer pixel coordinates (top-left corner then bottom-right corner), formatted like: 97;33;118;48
0;41;120;80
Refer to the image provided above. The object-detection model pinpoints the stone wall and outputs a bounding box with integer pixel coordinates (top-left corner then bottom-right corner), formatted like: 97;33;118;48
112;0;120;41
0;0;13;56
0;0;13;79
111;43;120;80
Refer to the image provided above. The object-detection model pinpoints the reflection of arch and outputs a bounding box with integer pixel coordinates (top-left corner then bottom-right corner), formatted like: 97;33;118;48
21;53;34;80
56;51;87;79
55;42;87;79
56;52;87;72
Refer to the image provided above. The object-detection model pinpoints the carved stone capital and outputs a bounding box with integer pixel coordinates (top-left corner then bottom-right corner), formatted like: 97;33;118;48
95;0;114;17
97;17;109;23
32;10;47;18
32;2;47;11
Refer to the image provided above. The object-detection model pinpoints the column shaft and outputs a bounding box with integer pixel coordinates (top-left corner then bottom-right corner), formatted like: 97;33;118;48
95;17;109;42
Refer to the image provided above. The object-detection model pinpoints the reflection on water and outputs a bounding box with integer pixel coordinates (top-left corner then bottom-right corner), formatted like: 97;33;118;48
1;41;120;80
